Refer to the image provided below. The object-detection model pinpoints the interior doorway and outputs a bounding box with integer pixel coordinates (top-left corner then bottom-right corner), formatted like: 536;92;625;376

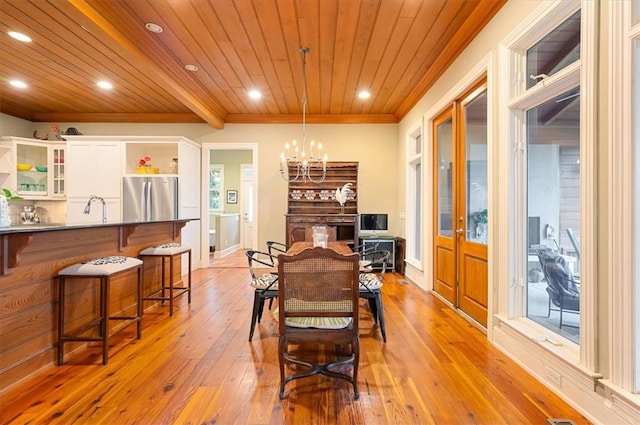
432;78;489;327
200;143;258;268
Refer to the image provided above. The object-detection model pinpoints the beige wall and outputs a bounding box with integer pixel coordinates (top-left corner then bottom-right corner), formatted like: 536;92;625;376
201;123;398;248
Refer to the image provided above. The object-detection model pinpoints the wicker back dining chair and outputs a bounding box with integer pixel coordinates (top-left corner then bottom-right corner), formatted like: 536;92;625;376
277;247;360;399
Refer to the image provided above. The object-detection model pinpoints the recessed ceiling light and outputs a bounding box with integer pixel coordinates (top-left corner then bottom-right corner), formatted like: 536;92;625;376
145;23;163;33
185;64;198;72
248;90;262;100
8;31;32;42
9;80;27;89
97;80;113;90
358;90;371;99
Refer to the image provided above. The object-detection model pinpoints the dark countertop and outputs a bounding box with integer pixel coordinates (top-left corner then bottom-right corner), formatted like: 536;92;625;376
0;218;199;235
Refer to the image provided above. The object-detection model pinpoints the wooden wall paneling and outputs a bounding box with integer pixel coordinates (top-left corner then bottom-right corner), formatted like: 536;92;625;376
0;221;187;393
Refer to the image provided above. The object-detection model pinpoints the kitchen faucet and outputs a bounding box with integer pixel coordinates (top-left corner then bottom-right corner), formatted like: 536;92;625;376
84;195;107;224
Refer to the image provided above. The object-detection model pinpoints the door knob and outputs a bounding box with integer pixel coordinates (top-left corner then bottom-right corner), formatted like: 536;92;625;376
456;228;464;235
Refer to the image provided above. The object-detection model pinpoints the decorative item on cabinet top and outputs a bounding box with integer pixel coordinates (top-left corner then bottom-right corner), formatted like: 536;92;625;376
32;124;68;141
136;156;159;174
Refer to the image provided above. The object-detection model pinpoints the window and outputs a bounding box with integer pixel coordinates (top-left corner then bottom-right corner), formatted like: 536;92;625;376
209;164;224;211
525;88;580;344
526;11;581;89
406;128;423;266
502;0;597;364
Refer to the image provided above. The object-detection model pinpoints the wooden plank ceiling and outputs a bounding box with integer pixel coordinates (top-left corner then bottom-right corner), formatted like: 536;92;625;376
0;0;506;129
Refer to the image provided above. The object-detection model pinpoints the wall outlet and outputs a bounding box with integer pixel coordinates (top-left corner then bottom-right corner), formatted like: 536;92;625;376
545;366;562;387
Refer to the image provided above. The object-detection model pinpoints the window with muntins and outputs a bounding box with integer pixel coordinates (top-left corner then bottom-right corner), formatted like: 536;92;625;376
209;164;224;211
406;129;423;266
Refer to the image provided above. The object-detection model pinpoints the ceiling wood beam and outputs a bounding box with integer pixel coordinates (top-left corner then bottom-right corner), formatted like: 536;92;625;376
68;0;226;129
225;113;398;124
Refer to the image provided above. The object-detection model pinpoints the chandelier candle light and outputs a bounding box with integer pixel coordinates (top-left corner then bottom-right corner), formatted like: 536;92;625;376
279;47;327;183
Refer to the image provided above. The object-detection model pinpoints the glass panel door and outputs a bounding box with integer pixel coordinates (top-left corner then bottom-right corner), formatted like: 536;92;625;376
465;91;488;244
457;84;489;326
433;108;456;304
437;116;454;237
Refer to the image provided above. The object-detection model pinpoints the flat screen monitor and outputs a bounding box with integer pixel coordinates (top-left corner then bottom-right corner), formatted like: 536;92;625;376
359;213;388;235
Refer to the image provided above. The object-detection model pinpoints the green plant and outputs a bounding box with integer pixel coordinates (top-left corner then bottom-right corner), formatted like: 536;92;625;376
1;188;22;201
471;208;488;224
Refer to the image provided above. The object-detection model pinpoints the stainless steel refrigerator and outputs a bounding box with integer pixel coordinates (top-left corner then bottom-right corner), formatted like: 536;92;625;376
122;176;179;222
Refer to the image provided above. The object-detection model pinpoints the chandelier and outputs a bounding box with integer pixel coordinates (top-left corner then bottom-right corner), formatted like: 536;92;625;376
279;47;327;183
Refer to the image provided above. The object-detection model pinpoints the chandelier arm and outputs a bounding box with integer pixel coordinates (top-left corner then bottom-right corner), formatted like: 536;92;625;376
279;46;327;183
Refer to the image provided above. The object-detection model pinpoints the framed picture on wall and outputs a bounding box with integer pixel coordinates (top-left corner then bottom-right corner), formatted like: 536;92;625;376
227;190;237;204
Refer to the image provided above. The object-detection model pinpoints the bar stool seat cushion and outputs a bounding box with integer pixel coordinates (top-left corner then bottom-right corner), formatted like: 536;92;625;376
58;256;142;276
140;243;190;256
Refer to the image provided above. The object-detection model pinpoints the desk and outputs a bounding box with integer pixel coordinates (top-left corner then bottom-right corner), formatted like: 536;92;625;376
286;241;353;255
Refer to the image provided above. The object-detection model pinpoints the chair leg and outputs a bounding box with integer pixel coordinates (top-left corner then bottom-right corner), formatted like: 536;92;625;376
136;266;142;339
352;335;360;399
249;292;262;341
168;255;174;317
374;292;386;343
160;257;166;304
368;298;378;323
101;276;109;365
187;250;192;304
257;296;267;322
278;335;287;399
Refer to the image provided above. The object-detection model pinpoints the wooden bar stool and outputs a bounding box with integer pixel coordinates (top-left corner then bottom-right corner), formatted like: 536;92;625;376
139;243;191;317
57;255;143;366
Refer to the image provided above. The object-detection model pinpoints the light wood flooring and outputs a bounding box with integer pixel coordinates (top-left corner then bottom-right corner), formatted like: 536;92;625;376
0;250;590;424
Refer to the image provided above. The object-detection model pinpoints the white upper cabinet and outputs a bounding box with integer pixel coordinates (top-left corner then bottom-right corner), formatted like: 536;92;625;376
65;137;123;198
178;139;201;219
0;136;65;200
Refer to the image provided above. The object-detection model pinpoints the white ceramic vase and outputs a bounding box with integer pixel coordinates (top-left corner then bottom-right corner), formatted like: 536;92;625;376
0;195;11;227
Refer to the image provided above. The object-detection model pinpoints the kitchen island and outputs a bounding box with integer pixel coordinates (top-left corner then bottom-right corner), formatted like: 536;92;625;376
0;219;195;393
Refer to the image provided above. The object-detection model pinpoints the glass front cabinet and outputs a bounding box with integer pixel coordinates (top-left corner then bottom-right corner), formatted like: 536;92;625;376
0;137;65;199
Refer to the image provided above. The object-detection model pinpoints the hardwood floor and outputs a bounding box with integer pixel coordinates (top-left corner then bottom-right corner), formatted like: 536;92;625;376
0;251;590;424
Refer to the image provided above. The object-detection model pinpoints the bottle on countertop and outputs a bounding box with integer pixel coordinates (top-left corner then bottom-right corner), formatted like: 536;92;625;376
169;158;178;174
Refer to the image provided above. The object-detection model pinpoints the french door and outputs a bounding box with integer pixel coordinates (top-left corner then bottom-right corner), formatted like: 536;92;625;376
433;79;488;327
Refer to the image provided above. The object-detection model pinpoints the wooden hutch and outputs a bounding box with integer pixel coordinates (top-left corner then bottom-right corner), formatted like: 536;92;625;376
285;161;358;247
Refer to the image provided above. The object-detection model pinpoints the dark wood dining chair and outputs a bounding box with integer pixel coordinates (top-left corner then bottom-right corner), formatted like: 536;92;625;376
277;246;360;399
266;240;287;256
246;250;278;341
358;249;391;342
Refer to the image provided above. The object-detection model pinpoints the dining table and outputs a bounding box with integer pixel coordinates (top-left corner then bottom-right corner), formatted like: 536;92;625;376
285;241;354;255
